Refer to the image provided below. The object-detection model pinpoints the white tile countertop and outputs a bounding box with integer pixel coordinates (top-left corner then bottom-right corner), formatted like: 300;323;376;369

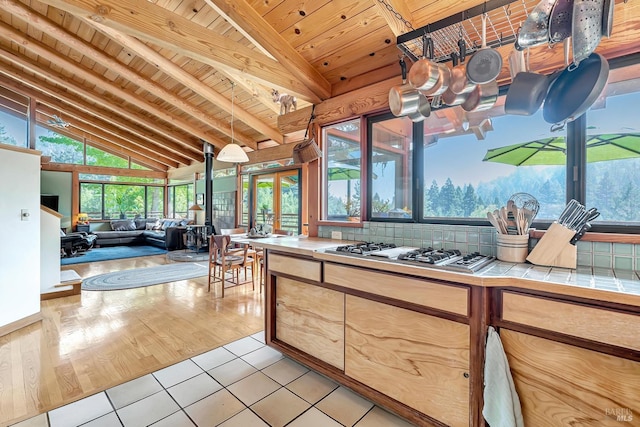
260;237;640;307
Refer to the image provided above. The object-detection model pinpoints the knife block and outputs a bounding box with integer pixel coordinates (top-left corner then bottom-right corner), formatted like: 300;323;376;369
526;223;577;269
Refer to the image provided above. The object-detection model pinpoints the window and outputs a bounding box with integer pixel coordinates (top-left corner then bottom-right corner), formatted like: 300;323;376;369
241;175;249;227
35;126;84;164
0;87;28;148
368;114;413;220
80;183;164;219
168;184;194;219
585;88;640;223
0;108;27;147
86;145;129;168
323;118;362;221
421;109;565;220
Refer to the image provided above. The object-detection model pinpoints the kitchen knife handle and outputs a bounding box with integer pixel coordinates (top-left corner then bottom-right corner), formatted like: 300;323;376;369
570;223;592;245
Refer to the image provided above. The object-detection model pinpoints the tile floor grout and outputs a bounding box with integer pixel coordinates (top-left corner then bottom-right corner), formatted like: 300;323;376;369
12;331;416;427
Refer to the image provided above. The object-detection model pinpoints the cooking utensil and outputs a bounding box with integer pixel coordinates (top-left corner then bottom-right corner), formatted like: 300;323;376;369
602;0;615;37
517;0;556;49
408;36;440;92
487;211;505;234
505;47;554;116
509;192;540;223
450;35;475;94
461;79;498;112
572;0;604;65
442;53;470;106
508;45;527;81
389;58;422;117
420;61;452;96
549;0;574;44
407;92;431;122
466;13;503;85
543;52;609;125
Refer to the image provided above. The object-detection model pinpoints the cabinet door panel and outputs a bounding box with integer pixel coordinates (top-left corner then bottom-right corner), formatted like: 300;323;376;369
345;295;470;427
275;277;344;369
502;329;640;426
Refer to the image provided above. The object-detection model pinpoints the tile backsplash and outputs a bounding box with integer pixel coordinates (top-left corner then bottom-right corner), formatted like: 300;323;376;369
318;222;640;271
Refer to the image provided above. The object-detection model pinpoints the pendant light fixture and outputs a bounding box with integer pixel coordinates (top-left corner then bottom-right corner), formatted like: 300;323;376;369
217;82;249;163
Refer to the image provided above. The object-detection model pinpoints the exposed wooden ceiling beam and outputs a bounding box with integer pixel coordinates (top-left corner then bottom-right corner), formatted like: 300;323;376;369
30;0;322;103
0;21;225;154
216;69;282;116
85;19;282;144
2;0;257;150
204;0;331;101
0;55;200;164
42;162;167;179
36;105;179;169
372;0;416;36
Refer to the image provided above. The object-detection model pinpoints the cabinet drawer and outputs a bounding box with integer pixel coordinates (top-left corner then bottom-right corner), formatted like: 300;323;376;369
268;253;321;282
275;277;345;369
502;292;640;351
324;263;468;316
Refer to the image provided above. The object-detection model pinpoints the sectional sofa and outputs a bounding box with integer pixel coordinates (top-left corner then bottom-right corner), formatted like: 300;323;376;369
91;218;192;249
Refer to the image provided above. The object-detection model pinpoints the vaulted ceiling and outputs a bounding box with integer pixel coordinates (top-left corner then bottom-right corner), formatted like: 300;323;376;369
0;0;638;172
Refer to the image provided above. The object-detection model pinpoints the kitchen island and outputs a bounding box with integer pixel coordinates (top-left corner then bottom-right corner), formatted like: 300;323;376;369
258;237;640;427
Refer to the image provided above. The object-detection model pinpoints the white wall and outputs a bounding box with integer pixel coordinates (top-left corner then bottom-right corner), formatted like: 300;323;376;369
40;209;61;294
0;145;41;328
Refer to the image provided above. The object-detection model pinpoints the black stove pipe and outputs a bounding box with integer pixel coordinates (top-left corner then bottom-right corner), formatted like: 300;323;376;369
203;142;214;233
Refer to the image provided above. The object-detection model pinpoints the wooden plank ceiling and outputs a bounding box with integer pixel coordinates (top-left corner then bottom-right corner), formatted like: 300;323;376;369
0;0;638;172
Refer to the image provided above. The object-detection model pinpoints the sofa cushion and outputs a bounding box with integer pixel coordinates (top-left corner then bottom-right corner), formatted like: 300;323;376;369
94;230;144;239
160;220;177;230
111;219;137;231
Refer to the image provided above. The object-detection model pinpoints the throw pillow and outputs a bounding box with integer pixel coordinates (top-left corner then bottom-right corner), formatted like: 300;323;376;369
135;219;148;230
152;219;162;230
145;223;155;230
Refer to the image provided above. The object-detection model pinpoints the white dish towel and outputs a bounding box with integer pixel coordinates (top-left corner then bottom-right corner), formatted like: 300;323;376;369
483;326;525;427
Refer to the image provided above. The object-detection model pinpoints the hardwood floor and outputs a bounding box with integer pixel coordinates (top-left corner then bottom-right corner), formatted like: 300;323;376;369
0;254;264;427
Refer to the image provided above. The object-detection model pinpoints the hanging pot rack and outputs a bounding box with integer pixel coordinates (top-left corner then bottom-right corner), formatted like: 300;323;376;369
397;0;542;64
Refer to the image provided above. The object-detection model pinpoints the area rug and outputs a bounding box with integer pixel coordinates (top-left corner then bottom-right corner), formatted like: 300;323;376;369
82;262;208;291
166;250;209;262
61;245;167;265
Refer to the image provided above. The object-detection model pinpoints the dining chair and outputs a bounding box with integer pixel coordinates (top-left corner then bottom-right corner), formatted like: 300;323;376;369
254;229;289;291
208;234;255;297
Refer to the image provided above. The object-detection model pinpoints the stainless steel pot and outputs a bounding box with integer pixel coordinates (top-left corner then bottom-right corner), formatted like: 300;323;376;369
407;92;431;122
389;59;422;117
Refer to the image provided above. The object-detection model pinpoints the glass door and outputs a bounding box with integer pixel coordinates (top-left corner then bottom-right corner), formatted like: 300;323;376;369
250;170;300;234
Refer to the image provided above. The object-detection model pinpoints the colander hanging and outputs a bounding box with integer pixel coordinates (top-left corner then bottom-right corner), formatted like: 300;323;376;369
571;0;604;65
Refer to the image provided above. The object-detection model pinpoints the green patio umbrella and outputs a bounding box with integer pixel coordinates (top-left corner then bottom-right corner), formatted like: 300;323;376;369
482;133;640;166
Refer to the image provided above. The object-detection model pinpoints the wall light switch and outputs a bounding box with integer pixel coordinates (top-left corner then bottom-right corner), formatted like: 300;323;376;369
21;209;30;221
331;231;342;240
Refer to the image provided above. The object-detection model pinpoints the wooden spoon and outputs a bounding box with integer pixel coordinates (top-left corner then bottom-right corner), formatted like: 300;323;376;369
487;212;504;234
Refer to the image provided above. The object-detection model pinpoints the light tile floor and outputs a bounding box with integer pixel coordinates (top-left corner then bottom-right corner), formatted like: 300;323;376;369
11;332;416;427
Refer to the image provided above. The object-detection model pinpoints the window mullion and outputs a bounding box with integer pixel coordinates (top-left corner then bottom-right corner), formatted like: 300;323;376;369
566;115;587;203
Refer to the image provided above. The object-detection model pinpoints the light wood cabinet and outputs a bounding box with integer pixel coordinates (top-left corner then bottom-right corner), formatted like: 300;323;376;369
502;291;640;351
345;295;471;427
501;329;640;427
325;263;469;316
274;277;345;369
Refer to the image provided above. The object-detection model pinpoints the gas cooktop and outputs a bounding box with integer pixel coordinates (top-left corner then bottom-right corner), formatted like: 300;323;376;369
325;243;495;273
